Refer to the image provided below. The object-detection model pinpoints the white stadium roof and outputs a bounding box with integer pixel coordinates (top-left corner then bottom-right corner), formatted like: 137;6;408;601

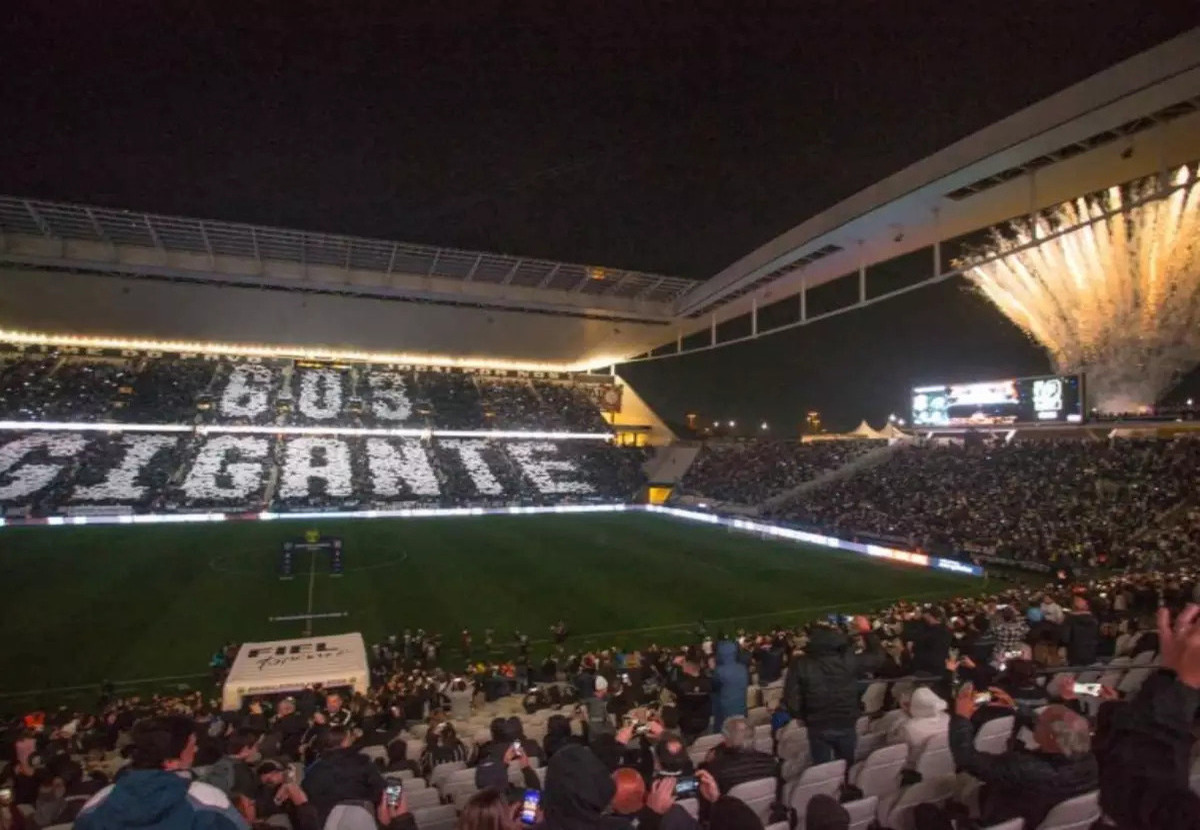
0;29;1197;368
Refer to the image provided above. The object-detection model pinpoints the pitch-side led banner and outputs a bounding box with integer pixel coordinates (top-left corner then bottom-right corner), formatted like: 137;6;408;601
641;505;984;577
0;501;984;576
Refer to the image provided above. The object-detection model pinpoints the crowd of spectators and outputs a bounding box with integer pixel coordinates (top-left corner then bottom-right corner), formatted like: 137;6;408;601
0;432;648;517
5;568;1200;830
0;351;615;433
675;441;882;506
768;437;1200;571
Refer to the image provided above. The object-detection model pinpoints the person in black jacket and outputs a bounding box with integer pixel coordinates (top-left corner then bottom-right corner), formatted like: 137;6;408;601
1062;596;1100;666
269;698;308;762
784;616;883;764
907;607;954;676
1096;603;1200;829
300;728;386;825
667;653;712;745
947;686;1098;828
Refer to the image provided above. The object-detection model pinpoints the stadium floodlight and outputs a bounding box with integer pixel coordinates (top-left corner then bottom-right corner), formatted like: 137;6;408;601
760;421;768;431
728;420;736;427
1189;399;1195;407
962;165;1200;412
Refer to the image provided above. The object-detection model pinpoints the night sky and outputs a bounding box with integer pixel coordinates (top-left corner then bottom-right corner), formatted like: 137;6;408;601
1;3;1196;431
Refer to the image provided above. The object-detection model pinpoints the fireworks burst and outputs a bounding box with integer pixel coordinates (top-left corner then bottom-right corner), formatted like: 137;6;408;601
961;165;1200;412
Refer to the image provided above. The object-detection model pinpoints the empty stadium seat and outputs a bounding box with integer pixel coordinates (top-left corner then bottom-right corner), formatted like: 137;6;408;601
842;795;877;830
848;743;906;800
727;777;776;825
1035;790;1101;830
325;804;375;830
428;761;467;788
748;707;771;728
974;715;1015;755
405;788;442;810
786;759;844;826
861;681;887;715
411;805;457;830
913;732;955;779
878;774;959;830
359;745;387;763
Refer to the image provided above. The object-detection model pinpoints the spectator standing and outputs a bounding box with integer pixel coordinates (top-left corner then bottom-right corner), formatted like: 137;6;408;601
784;617;883;764
75;715;248;830
301;728;386;824
711;640;749;732
668;654;713;745
1063;596;1100;666
907;607;954;675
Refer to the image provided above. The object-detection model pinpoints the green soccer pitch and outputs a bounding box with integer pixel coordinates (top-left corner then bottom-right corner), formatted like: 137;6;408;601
0;511;976;707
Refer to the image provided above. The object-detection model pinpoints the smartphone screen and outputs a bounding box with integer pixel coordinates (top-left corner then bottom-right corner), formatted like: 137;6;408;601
385;784;403;808
673;776;699;798
511;740;524;756
973;692;993;706
1073;682;1102;696
520;790;541;825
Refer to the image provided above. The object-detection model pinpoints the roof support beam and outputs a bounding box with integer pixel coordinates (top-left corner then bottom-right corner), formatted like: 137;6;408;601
536;263;561;288
199;221;215;268
145;216;164;250
22;200;54;239
500;258;524;285
635;276;665;299
426;249;441;277
386;242;398;276
464;253;484;281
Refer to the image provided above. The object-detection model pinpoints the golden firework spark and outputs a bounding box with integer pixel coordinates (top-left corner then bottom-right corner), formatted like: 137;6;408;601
961;165;1200;412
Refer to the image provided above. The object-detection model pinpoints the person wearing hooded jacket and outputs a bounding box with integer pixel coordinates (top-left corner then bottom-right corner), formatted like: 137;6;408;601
710;640;749;733
885;686;949;768
75;715;249;830
784;616;883;765
537;744;631;830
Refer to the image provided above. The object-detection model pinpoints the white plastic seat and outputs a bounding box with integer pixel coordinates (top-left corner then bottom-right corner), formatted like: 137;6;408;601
843;795;877;830
853;731;886;761
405;788;442;810
383;769;415;782
765;823;788;830
411;804;457;830
879;775;959;830
748;707;771;728
441;780;477;803
913;732;955;779
405;739;425;761
786;759;844;826
264;817;292;830
1118;667;1153;696
982;820;1025;830
753;722;772;741
861;681;887;715
974;716;1014;755
324;805;374;830
428;761;467;789
848;742;906;800
691;733;723;755
359;745;388;763
1035;790;1100;830
728;777;776;825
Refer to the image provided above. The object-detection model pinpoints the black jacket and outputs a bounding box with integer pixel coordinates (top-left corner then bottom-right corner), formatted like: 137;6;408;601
701;745;779;794
539;744;630;830
668;674;713;738
1096;670;1200;828
1062;612;1100;666
908;621;954;675
784;628;884;731
301;747;386;824
948;714;1098;828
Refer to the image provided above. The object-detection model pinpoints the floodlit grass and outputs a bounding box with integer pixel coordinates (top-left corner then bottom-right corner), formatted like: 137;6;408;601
0;512;973;705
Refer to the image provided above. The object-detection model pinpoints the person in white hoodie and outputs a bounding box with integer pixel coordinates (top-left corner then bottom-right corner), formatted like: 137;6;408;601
887;686;950;768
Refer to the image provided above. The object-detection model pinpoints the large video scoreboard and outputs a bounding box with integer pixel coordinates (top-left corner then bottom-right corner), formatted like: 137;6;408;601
911;374;1084;427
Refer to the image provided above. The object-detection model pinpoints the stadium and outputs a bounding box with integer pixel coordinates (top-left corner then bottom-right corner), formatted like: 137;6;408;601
1;16;1199;830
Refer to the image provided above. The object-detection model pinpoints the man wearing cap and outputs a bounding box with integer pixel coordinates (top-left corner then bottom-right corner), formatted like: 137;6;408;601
948;684;1098;828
